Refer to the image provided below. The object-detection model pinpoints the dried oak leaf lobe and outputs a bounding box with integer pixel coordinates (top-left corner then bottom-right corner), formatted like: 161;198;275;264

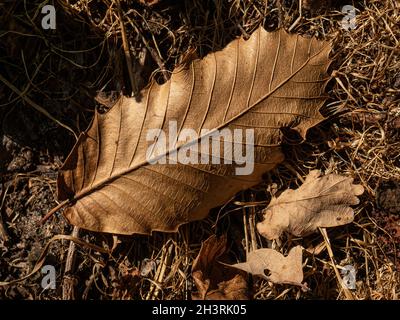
231;246;304;287
257;170;365;240
192;235;249;300
57;28;332;235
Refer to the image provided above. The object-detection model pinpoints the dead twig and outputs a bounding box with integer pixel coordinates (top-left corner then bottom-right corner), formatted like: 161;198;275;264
62;226;80;300
115;0;139;96
320;228;355;300
0;184;9;242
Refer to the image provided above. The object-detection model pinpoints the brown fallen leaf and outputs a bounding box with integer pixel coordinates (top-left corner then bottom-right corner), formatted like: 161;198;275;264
230;246;305;288
257;170;364;240
192;235;249;300
52;27;332;235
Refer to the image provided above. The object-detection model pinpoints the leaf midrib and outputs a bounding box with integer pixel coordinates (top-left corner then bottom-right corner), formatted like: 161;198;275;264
71;41;330;203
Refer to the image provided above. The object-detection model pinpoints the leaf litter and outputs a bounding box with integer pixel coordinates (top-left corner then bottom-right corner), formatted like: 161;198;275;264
0;0;399;300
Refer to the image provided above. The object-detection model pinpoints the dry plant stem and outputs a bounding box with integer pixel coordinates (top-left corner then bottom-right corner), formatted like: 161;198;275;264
125;18;169;82
146;240;172;300
184;227;190;300
41;199;69;223
0;73;78;140
289;0;303;32
333;73;358;104
152;241;174;299
363;230;371;291
283;162;305;183
115;0;138;96
249;193;257;252
276;0;283;28
0;185;9;242
242;194;250;258
62;226;80;300
146;248;165;300
0;216;7;242
138;33;169;83
82;271;96;300
319;228;354;300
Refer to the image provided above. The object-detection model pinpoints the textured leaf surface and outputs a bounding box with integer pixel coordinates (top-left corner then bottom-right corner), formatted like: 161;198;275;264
57;28;332;235
231;246;304;287
257;170;365;240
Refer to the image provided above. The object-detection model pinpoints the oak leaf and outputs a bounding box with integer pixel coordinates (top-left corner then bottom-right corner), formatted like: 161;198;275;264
257;170;364;240
231;246;305;288
54;28;332;235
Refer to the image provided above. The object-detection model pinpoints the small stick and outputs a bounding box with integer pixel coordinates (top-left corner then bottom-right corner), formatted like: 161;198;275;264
183;227;189;300
62;226;80;300
140;35;169;83
283;162;305;183
146;241;166;300
242;194;250;258
320;227;355;300
152;241;173;299
289;0;303;32
249;193;258;252
0;184;9;242
276;0;283;28
0;217;8;243
126;18;169;83
41;199;69;223
116;0;138;96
